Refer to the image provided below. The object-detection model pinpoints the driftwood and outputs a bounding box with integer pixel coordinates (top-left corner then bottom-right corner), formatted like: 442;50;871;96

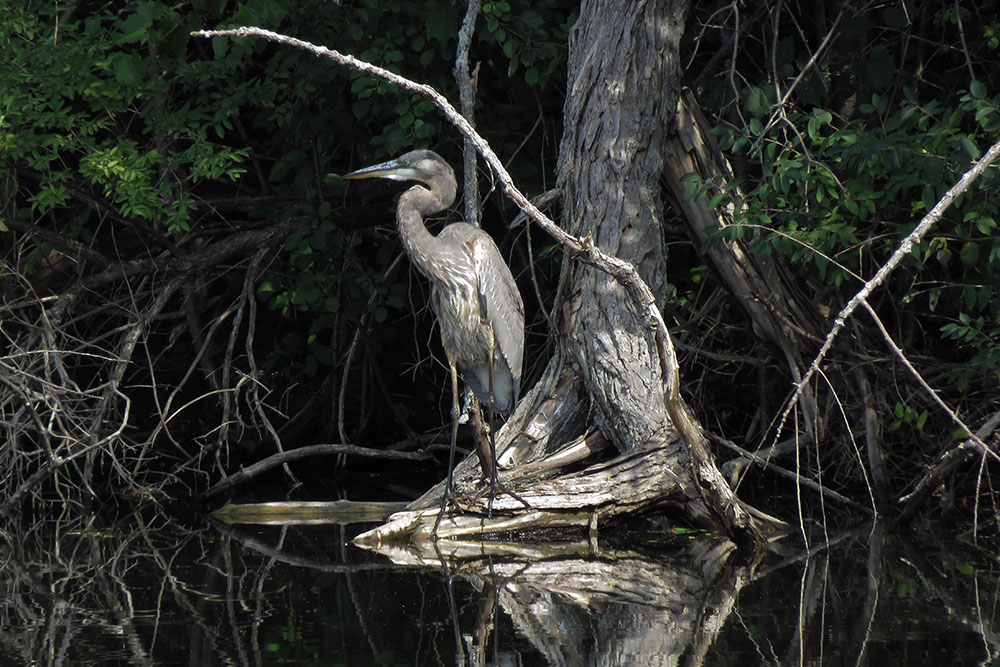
353;438;787;550
213;499;405;525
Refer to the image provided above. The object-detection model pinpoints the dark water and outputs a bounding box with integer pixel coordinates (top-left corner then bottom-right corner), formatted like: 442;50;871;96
1;509;997;666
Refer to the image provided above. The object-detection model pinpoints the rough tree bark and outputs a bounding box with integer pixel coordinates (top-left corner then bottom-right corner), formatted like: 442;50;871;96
557;0;676;452
356;0;784;551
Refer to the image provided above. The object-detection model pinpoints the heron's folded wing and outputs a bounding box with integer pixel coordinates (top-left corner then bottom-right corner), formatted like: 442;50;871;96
466;230;525;404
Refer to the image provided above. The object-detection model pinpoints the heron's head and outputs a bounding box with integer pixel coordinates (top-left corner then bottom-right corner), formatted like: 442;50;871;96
343;149;453;189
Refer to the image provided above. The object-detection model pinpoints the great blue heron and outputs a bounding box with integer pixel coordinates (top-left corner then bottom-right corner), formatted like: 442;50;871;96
343;149;525;519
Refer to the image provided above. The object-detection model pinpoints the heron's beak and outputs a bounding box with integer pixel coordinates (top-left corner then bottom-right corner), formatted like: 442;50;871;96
343;158;416;182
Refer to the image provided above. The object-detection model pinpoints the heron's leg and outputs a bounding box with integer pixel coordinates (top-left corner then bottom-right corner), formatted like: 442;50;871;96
431;541;466;665
433;360;464;537
470;397;495;482
484;339;501;510
478;335;529;516
472;409;530;515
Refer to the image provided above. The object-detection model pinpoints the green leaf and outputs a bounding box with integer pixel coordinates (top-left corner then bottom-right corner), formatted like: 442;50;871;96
746;87;769;117
921;187;937;212
111;52;147;87
425;6;457;46
211;36;228;59
682;178;701;202
970;80;987;99
960;241;980;266
117;2;155;44
257;280;279;297
960;136;981;160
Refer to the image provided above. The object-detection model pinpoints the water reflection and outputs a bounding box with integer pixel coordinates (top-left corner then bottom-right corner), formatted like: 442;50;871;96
1;510;997;665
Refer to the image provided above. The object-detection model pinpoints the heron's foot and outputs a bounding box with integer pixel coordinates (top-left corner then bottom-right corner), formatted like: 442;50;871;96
431;484;477;539
474;476;531;518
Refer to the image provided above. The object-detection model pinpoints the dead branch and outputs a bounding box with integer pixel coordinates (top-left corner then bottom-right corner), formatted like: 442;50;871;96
711;434;873;516
200;443;434;499
898;408;1000;521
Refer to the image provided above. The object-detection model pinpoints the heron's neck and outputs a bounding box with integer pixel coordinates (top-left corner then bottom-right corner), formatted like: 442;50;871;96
396;184;456;283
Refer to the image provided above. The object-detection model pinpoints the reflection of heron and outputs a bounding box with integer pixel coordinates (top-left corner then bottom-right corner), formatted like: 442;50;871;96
344;149;525;520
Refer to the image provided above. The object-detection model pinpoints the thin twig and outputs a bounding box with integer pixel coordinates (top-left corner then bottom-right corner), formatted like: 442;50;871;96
954;0;976;82
243;249;299;486
861;300;999;464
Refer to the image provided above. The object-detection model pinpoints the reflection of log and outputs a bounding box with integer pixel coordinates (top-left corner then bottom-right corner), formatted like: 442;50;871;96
377;533;749;666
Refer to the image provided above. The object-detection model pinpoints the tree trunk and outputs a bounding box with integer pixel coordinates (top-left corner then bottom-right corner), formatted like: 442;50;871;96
557;0;680;451
356;0;784;552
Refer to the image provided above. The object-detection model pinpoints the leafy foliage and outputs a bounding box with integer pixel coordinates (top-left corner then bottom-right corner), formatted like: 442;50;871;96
1;0;573;381
0;3;248;237
690;2;1000;400
0;0;575;476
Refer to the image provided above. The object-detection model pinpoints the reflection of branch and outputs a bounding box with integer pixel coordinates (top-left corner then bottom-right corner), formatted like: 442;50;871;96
0;514;166;665
899;532;1000;659
211;519;416;573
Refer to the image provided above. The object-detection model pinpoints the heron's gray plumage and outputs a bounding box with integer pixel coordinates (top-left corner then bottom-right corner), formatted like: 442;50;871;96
344;149;524;415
